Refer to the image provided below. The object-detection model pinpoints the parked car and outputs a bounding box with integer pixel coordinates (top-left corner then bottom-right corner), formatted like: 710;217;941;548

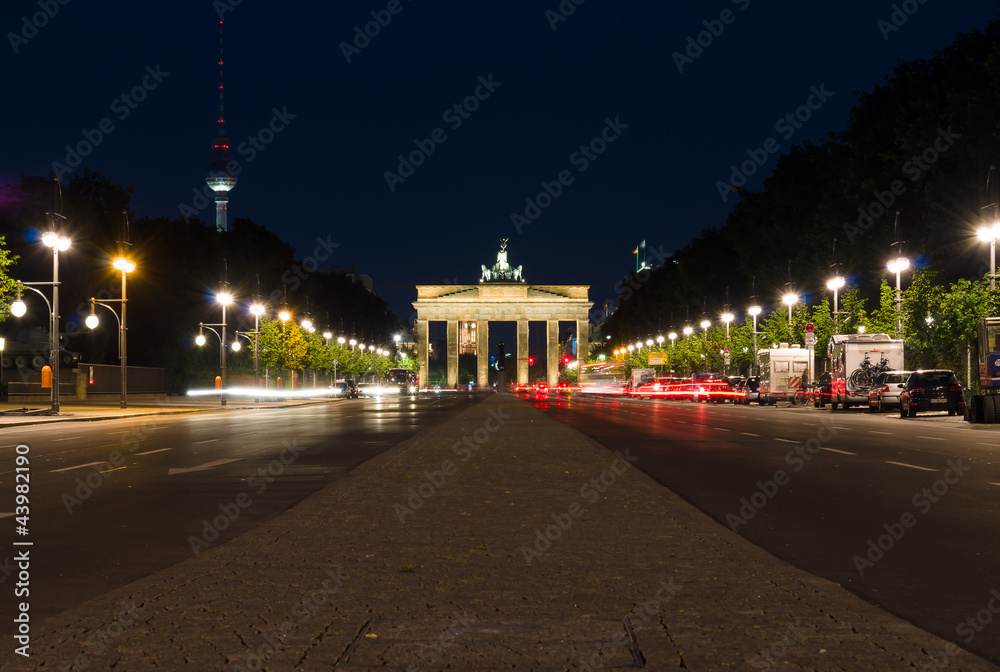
899;369;964;418
742;376;762;405
867;370;911;412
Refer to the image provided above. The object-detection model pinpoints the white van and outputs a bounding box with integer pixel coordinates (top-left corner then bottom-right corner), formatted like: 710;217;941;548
828;333;905;410
757;345;810;404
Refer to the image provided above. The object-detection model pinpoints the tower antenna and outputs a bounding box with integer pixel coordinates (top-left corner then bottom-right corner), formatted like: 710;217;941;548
206;17;237;232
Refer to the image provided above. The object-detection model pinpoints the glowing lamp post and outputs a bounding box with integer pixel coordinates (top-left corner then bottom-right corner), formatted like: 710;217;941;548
781;293;798;330
86;255;134;408
887;257;910;337
826;276;845;332
721;312;734;339
748;305;762;375
978;221;1000;292
196;291;233;406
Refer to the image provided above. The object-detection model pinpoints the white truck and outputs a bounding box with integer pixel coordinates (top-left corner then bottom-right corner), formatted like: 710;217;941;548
828;333;905;411
757;345;810;405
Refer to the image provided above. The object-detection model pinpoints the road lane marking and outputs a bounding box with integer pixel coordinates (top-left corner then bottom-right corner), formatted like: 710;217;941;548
193;439;220;444
0;513;13;519
135;448;172;456
168;458;243;476
715;427;730;431
820;447;857;455
977;443;1000;448
885;461;938;472
774;438;797;443
869;431;891;435
741;432;760;437
989;483;1000;487
916;436;945;441
51;462;103;473
833;426;851;430
51;437;81;442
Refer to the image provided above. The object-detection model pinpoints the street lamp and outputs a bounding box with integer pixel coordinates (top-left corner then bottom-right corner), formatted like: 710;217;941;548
249;302;265;402
43;231;70;413
887;256;910;337
349;338;357;352
196;290;232;406
683;325;693;337
85;255;135;409
699;319;711;372
977;224;1000;291
781;293;798;330
721;312;734;339
827;276;845;332
748;304;762;375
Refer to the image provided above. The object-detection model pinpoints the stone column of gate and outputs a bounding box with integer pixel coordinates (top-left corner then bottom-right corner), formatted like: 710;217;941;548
476;320;490;389
547;320;559;387
517;320;529;385
416;319;429;388
447;320;459;388
577;317;591;365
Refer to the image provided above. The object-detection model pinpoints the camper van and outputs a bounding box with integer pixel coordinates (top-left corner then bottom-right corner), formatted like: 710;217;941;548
828;333;905;410
757;345;810;404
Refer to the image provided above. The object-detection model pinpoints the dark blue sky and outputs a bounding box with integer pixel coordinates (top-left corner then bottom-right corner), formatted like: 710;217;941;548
1;0;997;323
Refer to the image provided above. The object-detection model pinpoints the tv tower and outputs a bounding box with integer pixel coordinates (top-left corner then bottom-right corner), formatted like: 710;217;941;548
206;19;236;232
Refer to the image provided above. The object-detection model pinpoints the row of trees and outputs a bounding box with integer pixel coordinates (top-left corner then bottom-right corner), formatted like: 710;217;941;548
220;317;416;386
608;271;998;386
0;171;404;391
601;16;1000;365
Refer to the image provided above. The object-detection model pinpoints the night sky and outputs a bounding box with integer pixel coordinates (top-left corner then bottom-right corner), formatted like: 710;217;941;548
2;0;997;324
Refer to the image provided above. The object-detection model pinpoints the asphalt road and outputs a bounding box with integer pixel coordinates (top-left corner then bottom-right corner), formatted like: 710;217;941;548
0;394;478;629
530;392;1000;665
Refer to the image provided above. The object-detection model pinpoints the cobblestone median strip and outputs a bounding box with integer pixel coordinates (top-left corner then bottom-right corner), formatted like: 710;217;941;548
1;397;998;670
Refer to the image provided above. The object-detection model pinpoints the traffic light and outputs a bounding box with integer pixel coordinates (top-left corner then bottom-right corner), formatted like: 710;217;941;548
528;356;535;365
562;355;571;365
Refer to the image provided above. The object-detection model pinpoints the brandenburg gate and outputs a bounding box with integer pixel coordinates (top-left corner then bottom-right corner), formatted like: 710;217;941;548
413;241;592;388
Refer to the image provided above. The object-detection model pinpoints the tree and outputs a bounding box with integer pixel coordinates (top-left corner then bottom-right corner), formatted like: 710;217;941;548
868;279;899;336
282;322;309;371
0;237;19;319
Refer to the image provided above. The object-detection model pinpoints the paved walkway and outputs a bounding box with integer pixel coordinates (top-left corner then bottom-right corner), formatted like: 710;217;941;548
2;395;996;670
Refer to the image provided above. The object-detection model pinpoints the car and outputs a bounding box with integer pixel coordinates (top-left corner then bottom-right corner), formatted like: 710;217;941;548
742;376;762;405
332;379;358;399
899;369;964;418
867;370;911;412
355;382;381;398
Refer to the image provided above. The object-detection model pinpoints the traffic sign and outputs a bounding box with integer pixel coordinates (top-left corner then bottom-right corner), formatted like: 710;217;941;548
805;333;816;347
806;323;814;333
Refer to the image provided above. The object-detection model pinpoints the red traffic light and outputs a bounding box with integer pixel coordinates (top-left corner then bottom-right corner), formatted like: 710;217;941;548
562;355;571;364
528;356;535;365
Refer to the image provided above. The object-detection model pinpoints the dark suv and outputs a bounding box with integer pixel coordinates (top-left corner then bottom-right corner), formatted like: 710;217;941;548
899;370;964;418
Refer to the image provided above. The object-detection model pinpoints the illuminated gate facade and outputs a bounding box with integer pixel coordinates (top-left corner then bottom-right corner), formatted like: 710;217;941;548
413;241;592;388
